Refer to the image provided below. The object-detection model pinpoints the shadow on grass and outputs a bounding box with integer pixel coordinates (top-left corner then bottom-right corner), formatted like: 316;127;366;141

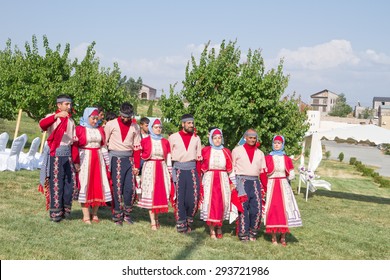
308;189;390;205
172;214;208;260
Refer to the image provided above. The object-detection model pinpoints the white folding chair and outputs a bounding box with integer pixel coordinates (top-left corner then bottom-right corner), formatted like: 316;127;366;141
19;137;41;170
0;132;9;152
0;134;28;171
298;133;331;201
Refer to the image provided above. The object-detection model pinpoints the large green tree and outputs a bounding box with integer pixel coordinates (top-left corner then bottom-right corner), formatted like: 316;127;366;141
328;93;352;117
160;40;308;154
0;35;141;122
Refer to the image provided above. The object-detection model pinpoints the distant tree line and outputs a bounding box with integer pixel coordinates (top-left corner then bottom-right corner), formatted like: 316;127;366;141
0;36;309;154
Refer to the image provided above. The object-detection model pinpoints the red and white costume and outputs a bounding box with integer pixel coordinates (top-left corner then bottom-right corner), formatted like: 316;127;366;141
72;126;112;207
263;154;302;233
200;146;233;226
138;136;172;213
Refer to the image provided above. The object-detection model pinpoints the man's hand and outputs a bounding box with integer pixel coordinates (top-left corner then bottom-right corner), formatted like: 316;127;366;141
55;111;69;119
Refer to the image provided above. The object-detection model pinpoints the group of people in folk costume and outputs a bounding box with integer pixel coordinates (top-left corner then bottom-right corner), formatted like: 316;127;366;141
38;94;302;246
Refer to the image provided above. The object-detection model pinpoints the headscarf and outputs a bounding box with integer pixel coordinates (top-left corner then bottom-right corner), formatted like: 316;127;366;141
148;118;163;140
209;128;224;150
80;107;99;128
270;135;286;156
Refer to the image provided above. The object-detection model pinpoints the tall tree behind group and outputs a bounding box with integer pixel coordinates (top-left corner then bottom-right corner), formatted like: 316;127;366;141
160;40;308;154
0;35;141;121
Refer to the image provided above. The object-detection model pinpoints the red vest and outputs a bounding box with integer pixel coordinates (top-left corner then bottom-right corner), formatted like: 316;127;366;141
201;146;233;173
140;137;170;160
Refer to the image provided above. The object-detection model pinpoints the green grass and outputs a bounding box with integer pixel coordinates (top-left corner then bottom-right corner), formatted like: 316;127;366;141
1;116;390;260
0;160;389;260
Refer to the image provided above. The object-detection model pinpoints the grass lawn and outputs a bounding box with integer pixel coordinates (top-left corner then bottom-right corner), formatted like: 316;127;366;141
0;159;389;260
1;115;389;260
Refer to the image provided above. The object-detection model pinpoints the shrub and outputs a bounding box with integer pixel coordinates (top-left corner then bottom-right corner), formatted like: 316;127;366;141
378;178;390;188
325;151;331;160
147;101;154;116
338;152;344;162
304;149;310;157
349;157;357;165
350;160;389;188
362;167;374;177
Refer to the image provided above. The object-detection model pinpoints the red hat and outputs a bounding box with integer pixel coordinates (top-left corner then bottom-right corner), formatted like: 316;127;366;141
90;110;99;117
153;119;161;126
212;129;221;136
274;135;284;143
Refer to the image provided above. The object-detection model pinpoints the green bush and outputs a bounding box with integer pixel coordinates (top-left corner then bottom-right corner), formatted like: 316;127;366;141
351;160;389;188
304;149;310;157
349;157;357;165
378;178;390;188
338;152;344;162
325;151;331;160
354;161;363;171
147;101;154;116
362;167;374;177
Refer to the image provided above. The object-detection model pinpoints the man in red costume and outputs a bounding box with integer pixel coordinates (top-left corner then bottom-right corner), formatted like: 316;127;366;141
104;102;141;226
168;114;202;233
39;94;78;222
232;129;266;241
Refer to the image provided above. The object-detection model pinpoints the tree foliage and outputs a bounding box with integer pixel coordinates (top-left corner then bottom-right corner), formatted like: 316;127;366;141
329;93;352;117
359;108;374;119
160;40;308;154
0;35;141;122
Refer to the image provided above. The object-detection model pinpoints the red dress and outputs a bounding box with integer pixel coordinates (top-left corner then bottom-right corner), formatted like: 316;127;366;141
263;155;302;233
72;126;112;207
200;146;233;227
137;137;172;214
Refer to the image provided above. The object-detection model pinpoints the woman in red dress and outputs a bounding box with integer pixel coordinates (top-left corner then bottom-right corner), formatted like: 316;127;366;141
138;118;172;230
72;107;112;224
263;135;302;246
200;128;233;239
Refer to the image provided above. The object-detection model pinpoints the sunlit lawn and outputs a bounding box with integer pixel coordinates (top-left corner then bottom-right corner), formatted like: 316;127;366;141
0;159;389;260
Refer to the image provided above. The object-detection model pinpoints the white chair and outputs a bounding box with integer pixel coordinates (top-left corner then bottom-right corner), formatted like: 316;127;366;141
19;137;41;170
0;132;9;152
298;133;331;201
34;142;48;170
0;134;28;171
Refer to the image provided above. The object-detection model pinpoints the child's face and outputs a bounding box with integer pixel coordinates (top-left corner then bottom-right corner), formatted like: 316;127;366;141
140;123;149;133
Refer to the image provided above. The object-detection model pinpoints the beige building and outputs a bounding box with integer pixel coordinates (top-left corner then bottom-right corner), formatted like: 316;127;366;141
310;89;339;115
378;105;390;130
372;97;390;117
138;84;157;100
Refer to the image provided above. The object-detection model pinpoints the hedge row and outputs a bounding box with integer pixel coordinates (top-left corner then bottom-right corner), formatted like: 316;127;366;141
349;157;390;188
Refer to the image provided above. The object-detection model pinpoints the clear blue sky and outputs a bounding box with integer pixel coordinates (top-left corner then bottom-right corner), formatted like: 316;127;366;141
1;0;389;107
